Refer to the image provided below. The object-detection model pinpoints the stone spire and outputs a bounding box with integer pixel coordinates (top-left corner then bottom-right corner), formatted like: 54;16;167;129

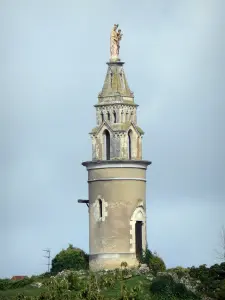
90;27;144;161
98;61;134;100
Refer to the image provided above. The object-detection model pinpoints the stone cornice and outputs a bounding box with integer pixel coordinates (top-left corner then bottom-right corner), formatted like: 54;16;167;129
82;160;152;170
94;103;138;108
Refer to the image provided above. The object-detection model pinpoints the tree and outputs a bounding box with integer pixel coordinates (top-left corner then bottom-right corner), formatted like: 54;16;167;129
50;244;89;274
215;226;225;262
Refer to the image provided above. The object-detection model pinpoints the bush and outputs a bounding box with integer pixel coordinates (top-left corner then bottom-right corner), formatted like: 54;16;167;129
167;266;190;279
139;247;153;265
50;244;89;274
188;262;225;298
0;278;35;291
149;254;166;276
150;275;174;295
150;275;199;299
216;280;225;300
138;247;166;276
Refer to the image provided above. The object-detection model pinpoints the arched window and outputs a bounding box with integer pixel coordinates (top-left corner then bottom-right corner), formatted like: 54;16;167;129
101;112;104;122
128;130;132;160
103;129;110;160
107;111;110;121
113;111;116;123
126;111;129;121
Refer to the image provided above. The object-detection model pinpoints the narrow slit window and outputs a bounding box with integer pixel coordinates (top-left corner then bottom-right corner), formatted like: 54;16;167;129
98;199;103;218
128;130;132;160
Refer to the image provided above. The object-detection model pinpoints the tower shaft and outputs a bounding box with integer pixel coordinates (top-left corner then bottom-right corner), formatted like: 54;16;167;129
81;27;151;270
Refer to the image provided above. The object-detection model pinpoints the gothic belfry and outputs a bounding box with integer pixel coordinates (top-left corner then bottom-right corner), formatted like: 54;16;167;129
81;25;151;270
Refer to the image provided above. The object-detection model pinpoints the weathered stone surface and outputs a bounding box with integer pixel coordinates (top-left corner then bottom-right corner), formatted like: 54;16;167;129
98;62;133;100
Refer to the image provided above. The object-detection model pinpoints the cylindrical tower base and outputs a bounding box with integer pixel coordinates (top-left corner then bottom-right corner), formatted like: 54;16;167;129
82;160;151;271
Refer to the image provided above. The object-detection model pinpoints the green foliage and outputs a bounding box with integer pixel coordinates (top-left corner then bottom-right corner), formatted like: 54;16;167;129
50;244;89;274
167;267;189;279
5;260;225;300
138;247;166;276
150;275;199;300
217;279;225;300
149;254;166;276
0;278;35;291
138;247;153;266
188;262;225;299
118;282;144;300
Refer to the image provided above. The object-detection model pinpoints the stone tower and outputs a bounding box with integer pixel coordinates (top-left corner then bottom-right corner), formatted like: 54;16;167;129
81;25;151;271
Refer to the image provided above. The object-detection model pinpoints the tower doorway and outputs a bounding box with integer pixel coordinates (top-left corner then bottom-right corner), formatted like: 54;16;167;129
135;221;143;258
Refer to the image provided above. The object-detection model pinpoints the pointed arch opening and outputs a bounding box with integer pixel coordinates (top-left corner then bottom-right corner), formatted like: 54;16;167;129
107;111;110;121
101;112;104;122
103;129;110;160
113;111;116;123
128;130;133;160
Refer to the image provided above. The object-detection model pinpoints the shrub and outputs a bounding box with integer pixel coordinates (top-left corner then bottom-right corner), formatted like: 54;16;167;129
150;275;199;299
138;247;166;275
216;279;225;300
150;275;174;295
0;278;35;291
138;247;153;265
167;266;190;279
149;254;166;276
50;244;88;274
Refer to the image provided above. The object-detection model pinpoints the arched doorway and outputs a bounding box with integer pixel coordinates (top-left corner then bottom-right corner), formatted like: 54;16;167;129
135;221;143;259
130;205;146;259
103;129;110;160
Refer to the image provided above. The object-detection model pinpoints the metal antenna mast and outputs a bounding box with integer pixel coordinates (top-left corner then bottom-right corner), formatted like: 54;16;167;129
43;249;51;273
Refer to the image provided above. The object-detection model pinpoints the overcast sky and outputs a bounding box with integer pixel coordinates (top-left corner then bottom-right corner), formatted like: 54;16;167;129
0;0;225;278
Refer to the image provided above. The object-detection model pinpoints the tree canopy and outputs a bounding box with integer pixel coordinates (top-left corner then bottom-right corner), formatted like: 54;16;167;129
50;244;89;274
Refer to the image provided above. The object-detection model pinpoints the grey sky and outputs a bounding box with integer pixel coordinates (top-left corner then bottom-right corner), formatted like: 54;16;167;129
0;0;225;278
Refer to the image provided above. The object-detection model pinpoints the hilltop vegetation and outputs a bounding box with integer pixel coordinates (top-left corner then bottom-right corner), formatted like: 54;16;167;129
0;245;224;300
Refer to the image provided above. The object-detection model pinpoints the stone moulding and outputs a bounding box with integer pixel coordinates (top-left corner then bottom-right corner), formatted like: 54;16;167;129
82;160;151;170
88;177;146;183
